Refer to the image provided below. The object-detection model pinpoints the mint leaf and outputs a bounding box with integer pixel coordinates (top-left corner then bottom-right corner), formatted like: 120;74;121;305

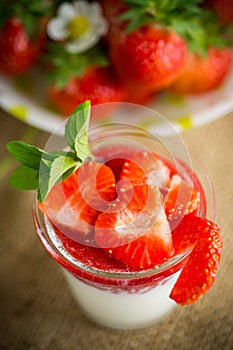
9;165;39;190
6;141;43;170
65;100;92;161
38;161;50;203
38;155;81;201
75;131;90;162
48;155;79;188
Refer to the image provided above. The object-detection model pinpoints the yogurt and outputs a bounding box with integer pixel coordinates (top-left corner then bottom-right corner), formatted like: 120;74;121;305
63;268;181;330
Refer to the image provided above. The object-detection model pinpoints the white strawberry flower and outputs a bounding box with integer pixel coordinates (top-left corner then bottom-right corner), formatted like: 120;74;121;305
47;1;108;53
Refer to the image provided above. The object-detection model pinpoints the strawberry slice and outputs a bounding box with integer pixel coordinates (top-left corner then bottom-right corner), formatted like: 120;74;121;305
120;151;171;190
170;215;223;305
40;161;117;241
164;175;200;225
95;184;174;270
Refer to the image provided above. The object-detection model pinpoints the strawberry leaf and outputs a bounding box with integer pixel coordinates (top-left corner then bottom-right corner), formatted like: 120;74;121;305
44;43;109;89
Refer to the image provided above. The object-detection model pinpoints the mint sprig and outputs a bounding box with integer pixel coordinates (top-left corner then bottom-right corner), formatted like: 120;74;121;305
7;100;92;202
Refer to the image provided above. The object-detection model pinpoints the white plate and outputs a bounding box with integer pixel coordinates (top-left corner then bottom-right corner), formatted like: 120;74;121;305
0;64;233;137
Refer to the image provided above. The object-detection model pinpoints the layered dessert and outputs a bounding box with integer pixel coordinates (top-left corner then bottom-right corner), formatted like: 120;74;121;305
7;101;223;330
37;144;202;329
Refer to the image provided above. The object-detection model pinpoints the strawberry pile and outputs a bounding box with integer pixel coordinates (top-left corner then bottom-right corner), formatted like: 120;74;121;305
0;0;232;116
40;147;223;306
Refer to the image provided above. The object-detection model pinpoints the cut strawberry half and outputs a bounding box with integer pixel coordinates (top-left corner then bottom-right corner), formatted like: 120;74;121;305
95;148;171;188
120;151;171;190
95;184;174;270
40;161;117;242
170;215;223;305
164;174;200;226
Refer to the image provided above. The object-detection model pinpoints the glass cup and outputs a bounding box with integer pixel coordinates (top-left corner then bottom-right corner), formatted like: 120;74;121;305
33;104;215;330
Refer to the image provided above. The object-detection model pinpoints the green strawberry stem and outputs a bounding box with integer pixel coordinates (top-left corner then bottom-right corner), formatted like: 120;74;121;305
43;43;109;89
6;100;93;202
0;0;53;39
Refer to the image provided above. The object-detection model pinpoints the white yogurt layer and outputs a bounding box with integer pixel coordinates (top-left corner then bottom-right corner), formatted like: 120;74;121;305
62;268;181;330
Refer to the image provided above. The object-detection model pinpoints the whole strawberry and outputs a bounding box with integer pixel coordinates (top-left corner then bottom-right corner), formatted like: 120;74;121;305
0;1;50;75
48;65;126;116
171;47;232;94
104;0;232;99
45;42;126;116
110;26;187;94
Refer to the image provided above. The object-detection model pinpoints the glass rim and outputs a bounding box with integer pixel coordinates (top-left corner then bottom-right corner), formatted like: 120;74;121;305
33;197;192;281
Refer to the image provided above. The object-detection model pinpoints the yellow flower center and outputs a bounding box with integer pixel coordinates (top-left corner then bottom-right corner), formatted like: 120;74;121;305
67;16;90;39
